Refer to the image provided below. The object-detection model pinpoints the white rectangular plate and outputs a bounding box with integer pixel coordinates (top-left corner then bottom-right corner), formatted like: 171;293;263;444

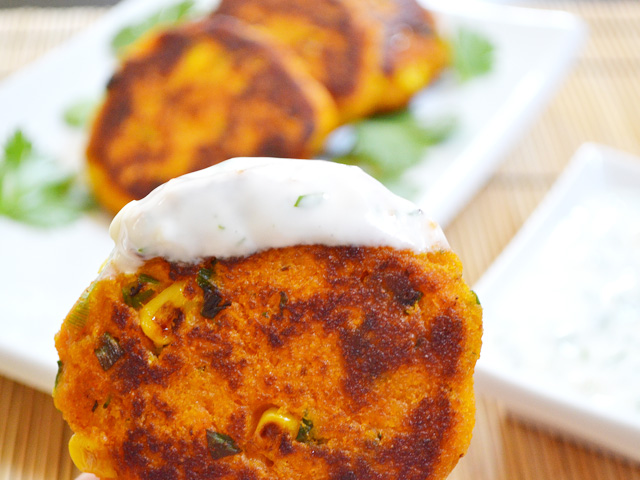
475;143;640;463
0;0;585;393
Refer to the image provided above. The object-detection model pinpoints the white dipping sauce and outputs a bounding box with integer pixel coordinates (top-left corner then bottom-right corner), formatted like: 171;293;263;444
108;157;448;273
486;188;640;415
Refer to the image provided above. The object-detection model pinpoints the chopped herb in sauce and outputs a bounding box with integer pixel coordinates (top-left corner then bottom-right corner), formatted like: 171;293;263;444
294;193;324;208
94;333;124;371
206;430;241;460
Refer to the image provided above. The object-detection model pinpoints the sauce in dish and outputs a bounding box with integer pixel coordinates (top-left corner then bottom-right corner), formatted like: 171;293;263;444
108;157;449;273
485;188;640;416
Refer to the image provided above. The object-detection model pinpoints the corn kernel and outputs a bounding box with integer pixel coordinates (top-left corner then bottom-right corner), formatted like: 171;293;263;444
256;407;299;438
139;281;186;348
68;433;116;478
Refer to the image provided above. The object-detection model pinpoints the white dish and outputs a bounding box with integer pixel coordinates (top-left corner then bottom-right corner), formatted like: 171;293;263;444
0;0;585;393
474;143;640;463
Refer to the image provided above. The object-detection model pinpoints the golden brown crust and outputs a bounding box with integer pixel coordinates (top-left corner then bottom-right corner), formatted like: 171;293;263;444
86;15;338;213
217;0;449;120
216;0;384;123
54;246;481;480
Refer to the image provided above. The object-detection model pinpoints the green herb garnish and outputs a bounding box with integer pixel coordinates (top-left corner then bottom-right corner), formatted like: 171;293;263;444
0;130;94;227
206;430;241;460
333;112;457;183
294;192;324;208
197;266;229;319
451;27;495;83
138;274;160;285
470;290;481;305
63;98;99;128
94;333;124;371
295;417;314;443
66;285;94;329
279;291;288;311
122;274;158;308
111;0;197;57
196;267;214;289
201;285;230;320
54;360;63;392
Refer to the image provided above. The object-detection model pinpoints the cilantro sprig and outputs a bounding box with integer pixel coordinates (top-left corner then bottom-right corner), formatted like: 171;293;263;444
111;0;198;56
451;27;495;83
332;112;457;183
0;130;94;227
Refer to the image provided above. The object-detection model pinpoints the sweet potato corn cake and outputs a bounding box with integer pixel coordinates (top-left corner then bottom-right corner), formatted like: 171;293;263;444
86;15;338;213
54;157;481;480
55;246;481;480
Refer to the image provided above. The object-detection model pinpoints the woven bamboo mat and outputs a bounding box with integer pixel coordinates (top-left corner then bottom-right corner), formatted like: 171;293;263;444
1;2;640;479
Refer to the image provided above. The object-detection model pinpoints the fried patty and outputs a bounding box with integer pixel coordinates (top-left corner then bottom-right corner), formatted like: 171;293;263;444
217;0;448;120
216;0;383;122
86;15;338;213
54;246;482;480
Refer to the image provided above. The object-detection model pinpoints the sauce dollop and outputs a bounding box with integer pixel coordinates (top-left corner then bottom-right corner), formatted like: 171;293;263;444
109;157;448;272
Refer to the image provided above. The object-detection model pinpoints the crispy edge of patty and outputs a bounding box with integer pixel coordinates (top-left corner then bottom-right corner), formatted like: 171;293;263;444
86;15;338;214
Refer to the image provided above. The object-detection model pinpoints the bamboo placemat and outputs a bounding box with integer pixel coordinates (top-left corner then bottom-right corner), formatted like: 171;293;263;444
1;2;640;479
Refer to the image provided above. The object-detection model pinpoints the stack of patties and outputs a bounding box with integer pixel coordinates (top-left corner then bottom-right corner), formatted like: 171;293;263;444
54;158;482;480
86;0;449;213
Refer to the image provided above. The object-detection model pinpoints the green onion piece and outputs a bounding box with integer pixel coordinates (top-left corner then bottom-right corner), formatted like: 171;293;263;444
94;333;124;371
279;291;288;311
295;417;314;443
66;286;93;328
206;430;241;460
197;265;229;319
122;280;155;309
54;360;63;391
470;290;481;305
138;274;160;285
197;267;213;289
201;287;230;319
294;193;323;208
